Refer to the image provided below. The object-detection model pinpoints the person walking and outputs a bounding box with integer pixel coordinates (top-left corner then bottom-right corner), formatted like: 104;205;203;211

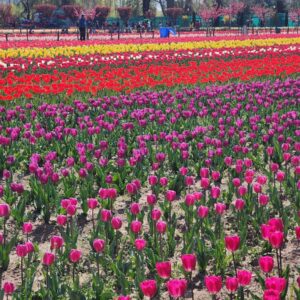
78;15;86;41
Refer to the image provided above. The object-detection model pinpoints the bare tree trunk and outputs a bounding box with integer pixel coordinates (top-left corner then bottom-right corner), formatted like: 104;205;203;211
167;0;175;8
143;0;151;15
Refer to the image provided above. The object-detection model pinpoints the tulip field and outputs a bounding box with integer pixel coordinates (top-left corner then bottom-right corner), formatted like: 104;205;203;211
0;33;300;300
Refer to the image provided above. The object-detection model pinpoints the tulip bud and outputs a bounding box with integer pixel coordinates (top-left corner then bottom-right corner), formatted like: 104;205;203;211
16;244;28;257
3;282;15;295
43;252;55;266
134;238;147;251
151;209;161;221
259;256;274;274
225;235;240;252
181;254;196;272
130;220;142;234
140;280;157;298
111;217;122;230
225;277;238;293
237;270;252;286
93;239;105;253
165;190;176;202
0;203;10;218
87;198;98;210
57;214;67;226
156;261;171;279
69;249;82;263
50;236;64;250
205;276;222;294
197;205;209;218
156;220;167;233
166;279;187;298
22;222;33;234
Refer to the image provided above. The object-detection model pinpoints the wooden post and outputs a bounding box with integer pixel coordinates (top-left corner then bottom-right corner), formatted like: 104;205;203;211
26;29;29;41
140;30;142;38
117;30;120;40
57;31;60;41
152;30;154;38
5;33;8;42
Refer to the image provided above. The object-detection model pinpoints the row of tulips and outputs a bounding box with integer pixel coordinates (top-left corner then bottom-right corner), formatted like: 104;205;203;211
1;34;299;50
1;51;300;100
1;44;300;74
0;77;299;298
1;36;300;59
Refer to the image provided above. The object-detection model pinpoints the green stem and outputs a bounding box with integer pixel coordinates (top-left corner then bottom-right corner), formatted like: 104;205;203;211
232;252;237;277
96;254;100;277
21;257;24;285
159;233;163;260
3;218;6;246
73;263;76;285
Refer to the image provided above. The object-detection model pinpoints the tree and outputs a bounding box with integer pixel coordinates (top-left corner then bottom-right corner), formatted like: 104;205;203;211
18;0;39;20
252;5;272;26
143;0;151;15
199;6;222;26
62;4;82;22
222;1;245;27
117;7;132;26
34;4;56;23
0;4;13;27
94;6;110;27
165;7;183;25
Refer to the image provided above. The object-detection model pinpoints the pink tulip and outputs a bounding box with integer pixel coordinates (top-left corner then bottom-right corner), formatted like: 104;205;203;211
130;220;142;234
0;203;10;218
43;252;55;266
166;279;187;298
57;215;67;226
69;249;82;263
269;231;284;249
117;296;131;300
265;277;286;293
205;276;222;294
87;198;98;209
237;270;252;286
111;217;122;230
225;235;240;252
214;203;226;215
233;199;245;210
147;194;157;205
140;279;157;298
101;209;112;222
166;190;176;202
16;244;28;257
225;277;238;293
22;222;33;234
181;254;196;272
197;205;209;218
93;239;105;253
134;238;147;251
3;282;15;295
156;261;171;279
156;221;167;233
259;256;274;274
263;289;280;300
50;236;64;250
151;209;161;221
130;203;140;215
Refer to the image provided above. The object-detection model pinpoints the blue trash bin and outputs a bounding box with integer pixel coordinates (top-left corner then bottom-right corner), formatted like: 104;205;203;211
160;27;170;38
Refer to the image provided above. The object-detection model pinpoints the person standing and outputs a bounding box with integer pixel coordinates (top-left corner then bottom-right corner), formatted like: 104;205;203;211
79;15;86;41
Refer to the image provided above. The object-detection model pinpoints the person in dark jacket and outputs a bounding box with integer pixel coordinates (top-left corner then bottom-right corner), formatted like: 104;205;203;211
79;15;86;41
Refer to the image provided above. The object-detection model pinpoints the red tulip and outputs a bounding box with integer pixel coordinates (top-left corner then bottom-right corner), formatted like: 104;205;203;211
263;289;280;300
134;238;147;251
276;171;285;182
225;235;240;252
265;277;286;293
140;279;157;298
269;231;284;249
166;279;187;298
111;217;122;230
237;270;252;286
259;256;274;274
93;239;105;253
3;282;15;295
205;276;222;294
156;261;171;279
43;252;55;266
50;236;64;250
225;277;238;292
181;254;196;272
69;249;82;263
